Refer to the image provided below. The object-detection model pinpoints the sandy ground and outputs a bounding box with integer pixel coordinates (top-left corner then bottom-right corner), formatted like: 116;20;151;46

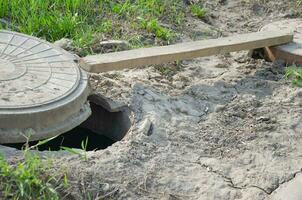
2;0;302;199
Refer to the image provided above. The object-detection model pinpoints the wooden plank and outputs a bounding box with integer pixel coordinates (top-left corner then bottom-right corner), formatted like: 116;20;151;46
265;46;302;66
80;30;293;73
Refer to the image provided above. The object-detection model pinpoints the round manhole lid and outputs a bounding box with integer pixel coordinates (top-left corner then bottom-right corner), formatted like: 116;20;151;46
261;19;302;65
0;30;90;144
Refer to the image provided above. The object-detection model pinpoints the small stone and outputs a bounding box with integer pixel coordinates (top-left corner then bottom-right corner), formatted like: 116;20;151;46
206;166;212;172
138;118;153;136
53;38;73;50
257;116;270;122
215;105;226;112
102;183;110;192
233;111;246;118
204;107;209;113
94;40;130;53
173;81;185;89
215;63;228;68
141;154;147;159
137;90;146;95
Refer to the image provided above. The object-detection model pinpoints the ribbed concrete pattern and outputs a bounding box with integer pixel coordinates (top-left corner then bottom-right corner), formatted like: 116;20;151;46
0;30;90;144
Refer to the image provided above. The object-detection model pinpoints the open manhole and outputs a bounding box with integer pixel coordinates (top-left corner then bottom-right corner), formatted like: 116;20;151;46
0;30;131;150
261;19;302;66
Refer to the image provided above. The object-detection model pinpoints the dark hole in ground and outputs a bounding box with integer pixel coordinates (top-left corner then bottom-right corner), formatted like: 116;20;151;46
4;96;131;151
5;127;115;151
251;48;267;60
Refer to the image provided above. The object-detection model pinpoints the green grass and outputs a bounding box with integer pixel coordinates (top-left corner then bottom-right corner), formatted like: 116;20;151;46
285;66;302;87
190;4;207;19
0;152;60;200
0;135;78;200
61;137;90;162
296;0;302;16
0;132;97;199
0;0;193;55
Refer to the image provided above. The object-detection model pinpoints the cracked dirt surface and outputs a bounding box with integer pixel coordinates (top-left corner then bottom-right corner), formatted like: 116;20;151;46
76;54;302;199
2;0;302;199
53;0;302;199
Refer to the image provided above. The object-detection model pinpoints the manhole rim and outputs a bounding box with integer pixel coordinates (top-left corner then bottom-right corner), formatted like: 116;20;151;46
0;30;91;143
0;29;83;109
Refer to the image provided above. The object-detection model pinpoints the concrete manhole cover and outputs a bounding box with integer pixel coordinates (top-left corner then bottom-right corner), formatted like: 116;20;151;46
261;19;302;65
0;30;90;144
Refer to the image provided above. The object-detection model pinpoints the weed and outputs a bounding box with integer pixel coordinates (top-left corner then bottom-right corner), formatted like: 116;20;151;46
297;0;302;17
0;152;59;200
285;65;302;87
0;133;73;200
61;137;90;162
191;5;207;19
139;18;173;41
81;137;89;161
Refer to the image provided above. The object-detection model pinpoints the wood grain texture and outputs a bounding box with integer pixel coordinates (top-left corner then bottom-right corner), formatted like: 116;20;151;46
261;19;302;66
80;30;293;73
